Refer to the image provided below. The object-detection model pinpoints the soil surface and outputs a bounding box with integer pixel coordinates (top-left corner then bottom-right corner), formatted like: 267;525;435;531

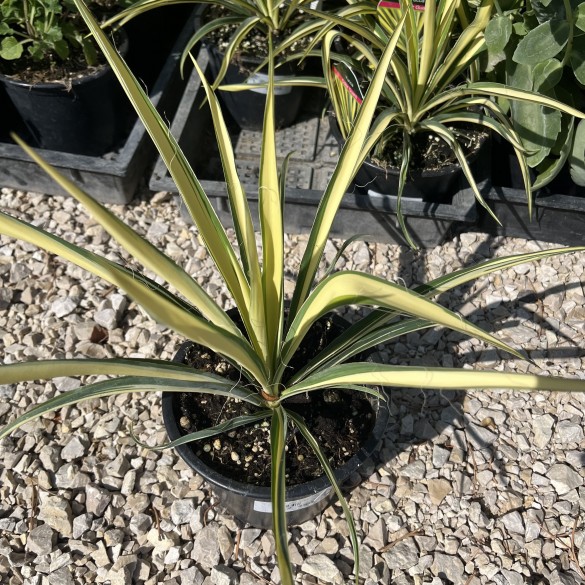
175;315;376;487
371;126;488;174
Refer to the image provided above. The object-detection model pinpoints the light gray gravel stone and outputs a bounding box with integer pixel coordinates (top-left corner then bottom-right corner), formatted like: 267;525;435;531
129;513;152;535
501;511;524;534
548;463;583;495
192;524;221;570
301;554;344;584
51;297;78;318
382;538;419;570
171;498;196;525
85;484;112;516
60;436;87;461
210;565;238;585
38;496;72;537
26;523;56;555
431;553;465;584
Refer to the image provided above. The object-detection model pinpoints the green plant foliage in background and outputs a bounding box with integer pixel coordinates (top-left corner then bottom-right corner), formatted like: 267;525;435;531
0;0;135;66
483;0;585;187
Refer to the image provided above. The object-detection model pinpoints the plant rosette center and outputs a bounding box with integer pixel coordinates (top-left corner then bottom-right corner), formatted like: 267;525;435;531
172;314;376;487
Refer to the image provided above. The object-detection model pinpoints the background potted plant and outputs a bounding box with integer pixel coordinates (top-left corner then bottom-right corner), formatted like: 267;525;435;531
482;0;585;189
302;0;585;247
107;0;323;129
0;0;137;155
4;2;585;583
476;0;585;243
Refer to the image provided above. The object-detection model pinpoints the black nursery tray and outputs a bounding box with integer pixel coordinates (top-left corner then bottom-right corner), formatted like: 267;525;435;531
479;148;585;246
149;48;482;248
0;8;195;205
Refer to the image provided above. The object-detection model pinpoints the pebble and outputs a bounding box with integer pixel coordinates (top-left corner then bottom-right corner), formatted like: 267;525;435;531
548;464;583;495
37;496;73;537
26;523;56;555
301;554;344;584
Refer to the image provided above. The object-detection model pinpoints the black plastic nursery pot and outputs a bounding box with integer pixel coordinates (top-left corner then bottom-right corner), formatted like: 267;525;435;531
0;6;195;204
0;50;130;157
205;42;305;130
478;136;585;246
162;340;390;529
149;51;480;247
329;117;491;204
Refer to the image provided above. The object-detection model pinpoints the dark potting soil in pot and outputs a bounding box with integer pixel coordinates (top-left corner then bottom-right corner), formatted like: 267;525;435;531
369;126;488;174
176;315;376;487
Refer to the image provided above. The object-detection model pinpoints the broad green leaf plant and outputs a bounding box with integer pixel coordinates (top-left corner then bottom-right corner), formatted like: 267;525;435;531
313;0;585;246
3;1;585;582
483;0;585;188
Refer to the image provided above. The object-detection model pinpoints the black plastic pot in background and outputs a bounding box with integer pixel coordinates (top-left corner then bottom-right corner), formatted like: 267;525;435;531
205;42;304;130
0;35;131;157
163;338;389;529
330;117;491;203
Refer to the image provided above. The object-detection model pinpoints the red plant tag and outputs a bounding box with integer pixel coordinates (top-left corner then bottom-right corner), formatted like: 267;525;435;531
332;63;364;104
378;0;426;10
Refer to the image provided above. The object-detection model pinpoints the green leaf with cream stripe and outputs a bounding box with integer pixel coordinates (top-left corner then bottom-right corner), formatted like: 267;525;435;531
11;134;241;339
288;17;406;321
73;0;252;318
0;211;268;386
288;363;585;396
280;271;525;379
1;376;259;440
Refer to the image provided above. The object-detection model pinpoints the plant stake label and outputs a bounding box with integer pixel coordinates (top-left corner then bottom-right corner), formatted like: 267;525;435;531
253;487;332;513
247;72;293;95
378;0;426;10
333;63;364;104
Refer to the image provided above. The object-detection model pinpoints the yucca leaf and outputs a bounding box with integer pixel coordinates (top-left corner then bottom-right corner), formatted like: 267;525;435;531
259;35;284;381
210;16;262;90
271;406;293;585
429;82;585;120
73;0;252;318
291;246;585;382
0;358;249;388
11;135;242;338
418;120;503;222
280;271;525;379
130;410;271;450
416;0;436;107
190;58;266;357
288;319;433;385
287;410;361;585
0;211;268;386
179;15;243;76
1;376;258;440
289;16;406;322
289;363;585;396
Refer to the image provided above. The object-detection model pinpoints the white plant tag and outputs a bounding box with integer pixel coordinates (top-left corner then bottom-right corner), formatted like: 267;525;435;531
247;72;293;95
253;487;332;513
367;189;421;202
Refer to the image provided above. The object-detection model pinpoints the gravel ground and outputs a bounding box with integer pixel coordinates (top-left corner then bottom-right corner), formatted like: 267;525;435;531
1;186;585;584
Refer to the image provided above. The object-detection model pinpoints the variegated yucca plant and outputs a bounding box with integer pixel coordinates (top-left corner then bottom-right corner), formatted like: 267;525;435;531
310;0;585;246
3;2;585;583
